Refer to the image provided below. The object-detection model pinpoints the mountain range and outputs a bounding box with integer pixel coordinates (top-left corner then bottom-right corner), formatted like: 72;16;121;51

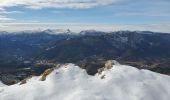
0;30;170;85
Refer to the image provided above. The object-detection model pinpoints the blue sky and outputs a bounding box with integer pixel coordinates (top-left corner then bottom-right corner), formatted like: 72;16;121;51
0;0;170;32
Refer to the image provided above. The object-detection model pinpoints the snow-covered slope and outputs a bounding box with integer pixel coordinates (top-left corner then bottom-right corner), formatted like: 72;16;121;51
1;64;170;100
0;82;4;87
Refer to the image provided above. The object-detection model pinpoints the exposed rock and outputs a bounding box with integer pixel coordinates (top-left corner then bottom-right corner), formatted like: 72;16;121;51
98;67;105;75
105;60;119;69
40;68;54;81
105;62;112;69
100;75;106;79
6;80;18;86
98;60;119;74
20;79;27;85
20;76;33;85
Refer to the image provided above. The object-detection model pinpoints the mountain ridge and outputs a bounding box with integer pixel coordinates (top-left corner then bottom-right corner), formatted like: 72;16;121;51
1;63;170;100
0;30;170;85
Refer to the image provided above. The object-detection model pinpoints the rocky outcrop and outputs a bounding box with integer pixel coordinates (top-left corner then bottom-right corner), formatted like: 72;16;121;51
40;68;54;81
98;60;119;75
105;60;120;69
19;76;33;85
39;64;62;81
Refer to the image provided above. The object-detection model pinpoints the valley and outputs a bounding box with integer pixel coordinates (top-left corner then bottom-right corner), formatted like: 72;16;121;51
0;30;170;85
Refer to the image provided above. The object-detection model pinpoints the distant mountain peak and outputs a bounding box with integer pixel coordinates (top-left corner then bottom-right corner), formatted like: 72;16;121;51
43;29;73;34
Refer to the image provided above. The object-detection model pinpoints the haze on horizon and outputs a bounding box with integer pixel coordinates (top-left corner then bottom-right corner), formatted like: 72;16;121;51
0;0;170;33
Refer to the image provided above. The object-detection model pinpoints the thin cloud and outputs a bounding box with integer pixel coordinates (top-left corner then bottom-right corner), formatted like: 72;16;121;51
0;0;120;9
113;12;170;17
0;15;15;22
0;8;23;14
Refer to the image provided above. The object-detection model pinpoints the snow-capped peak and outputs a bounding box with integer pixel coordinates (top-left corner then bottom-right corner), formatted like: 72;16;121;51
43;29;72;34
1;63;170;100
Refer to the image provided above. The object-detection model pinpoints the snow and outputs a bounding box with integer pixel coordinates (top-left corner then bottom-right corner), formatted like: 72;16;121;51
0;82;4;87
1;64;170;100
43;29;72;34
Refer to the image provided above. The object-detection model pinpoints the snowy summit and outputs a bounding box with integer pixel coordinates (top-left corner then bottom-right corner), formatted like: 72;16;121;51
0;63;170;100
